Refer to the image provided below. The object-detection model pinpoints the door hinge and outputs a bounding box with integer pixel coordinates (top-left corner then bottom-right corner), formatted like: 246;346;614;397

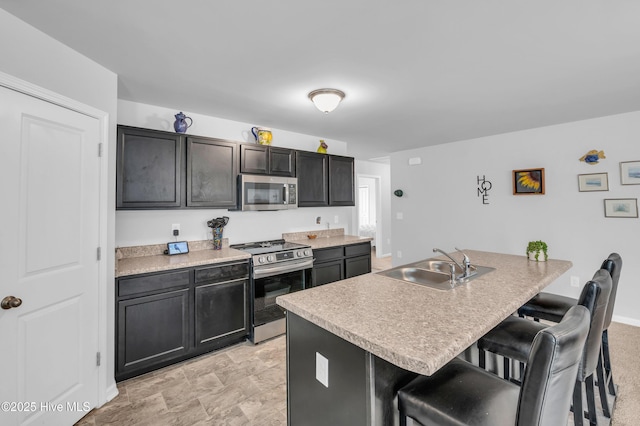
98;143;103;157
96;352;101;367
97;247;101;261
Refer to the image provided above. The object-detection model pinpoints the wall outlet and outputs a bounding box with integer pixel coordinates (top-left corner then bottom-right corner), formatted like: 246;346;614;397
397;250;402;258
334;215;339;224
171;223;180;236
316;352;329;388
570;276;580;287
396;212;403;220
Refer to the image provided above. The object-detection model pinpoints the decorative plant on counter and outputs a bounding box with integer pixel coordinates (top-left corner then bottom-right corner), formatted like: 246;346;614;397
207;216;229;250
526;240;548;261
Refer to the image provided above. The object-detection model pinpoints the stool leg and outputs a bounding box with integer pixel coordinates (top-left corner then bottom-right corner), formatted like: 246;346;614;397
573;380;584;426
602;330;616;396
585;375;598;425
479;348;486;369
596;352;611;418
503;356;510;380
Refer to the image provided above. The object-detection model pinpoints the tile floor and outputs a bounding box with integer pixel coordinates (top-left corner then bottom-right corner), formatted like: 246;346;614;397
77;336;288;426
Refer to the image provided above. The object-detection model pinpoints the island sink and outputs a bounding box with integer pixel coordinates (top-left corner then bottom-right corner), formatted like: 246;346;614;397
377;259;495;290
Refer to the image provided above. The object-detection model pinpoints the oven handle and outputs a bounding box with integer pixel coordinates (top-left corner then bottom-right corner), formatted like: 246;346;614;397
253;258;314;279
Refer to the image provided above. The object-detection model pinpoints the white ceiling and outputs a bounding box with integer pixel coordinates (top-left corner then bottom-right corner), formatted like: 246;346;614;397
3;1;640;160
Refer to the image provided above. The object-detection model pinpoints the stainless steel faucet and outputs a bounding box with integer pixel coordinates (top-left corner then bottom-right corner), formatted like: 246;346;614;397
433;247;473;281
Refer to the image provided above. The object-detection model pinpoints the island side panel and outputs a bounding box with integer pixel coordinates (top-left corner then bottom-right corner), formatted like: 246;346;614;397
286;312;370;426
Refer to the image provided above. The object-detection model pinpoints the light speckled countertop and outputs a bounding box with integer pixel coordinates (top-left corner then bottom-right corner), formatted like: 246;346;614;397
283;228;372;249
116;239;250;278
276;250;572;376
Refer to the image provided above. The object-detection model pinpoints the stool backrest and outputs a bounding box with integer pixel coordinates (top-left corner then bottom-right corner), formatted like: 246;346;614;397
517;305;590;426
601;253;622;331
577;269;612;380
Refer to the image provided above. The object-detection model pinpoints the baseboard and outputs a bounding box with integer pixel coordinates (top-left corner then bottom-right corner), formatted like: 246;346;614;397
104;383;119;406
612;314;640;327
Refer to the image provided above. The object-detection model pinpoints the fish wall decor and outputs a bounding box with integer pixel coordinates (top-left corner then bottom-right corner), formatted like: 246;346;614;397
579;150;605;165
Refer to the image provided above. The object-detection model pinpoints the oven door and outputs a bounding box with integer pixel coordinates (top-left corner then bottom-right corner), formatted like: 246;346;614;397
252;258;312;342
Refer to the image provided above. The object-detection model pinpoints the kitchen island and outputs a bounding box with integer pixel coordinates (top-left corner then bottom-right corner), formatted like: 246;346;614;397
276;250;572;426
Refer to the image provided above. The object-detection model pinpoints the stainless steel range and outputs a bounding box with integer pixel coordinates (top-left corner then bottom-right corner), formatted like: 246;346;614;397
231;239;313;343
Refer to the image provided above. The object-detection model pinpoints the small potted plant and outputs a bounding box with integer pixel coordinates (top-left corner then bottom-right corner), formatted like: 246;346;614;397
527;240;548;261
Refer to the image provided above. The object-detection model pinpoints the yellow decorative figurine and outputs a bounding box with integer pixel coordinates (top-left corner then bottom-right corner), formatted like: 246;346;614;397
317;140;328;153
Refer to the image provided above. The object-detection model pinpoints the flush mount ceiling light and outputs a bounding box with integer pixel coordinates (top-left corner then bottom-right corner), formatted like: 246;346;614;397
308;89;345;113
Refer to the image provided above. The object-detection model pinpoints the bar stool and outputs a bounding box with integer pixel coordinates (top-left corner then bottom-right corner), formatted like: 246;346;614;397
519;254;621;402
397;305;590;426
477;269;611;426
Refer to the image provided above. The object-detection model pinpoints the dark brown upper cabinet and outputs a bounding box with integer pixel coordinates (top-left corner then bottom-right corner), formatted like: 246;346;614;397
329;155;355;206
116;126;184;209
186;137;237;208
296;151;329;207
240;144;296;177
296;152;355;207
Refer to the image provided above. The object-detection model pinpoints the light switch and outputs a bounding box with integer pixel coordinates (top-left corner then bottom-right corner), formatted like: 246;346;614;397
396;212;403;220
316;352;329;388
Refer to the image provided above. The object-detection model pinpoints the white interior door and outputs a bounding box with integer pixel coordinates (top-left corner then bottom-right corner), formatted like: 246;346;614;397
0;85;101;425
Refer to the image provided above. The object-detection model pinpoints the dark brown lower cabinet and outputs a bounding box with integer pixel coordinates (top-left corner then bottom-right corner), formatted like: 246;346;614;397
312;242;371;287
117;289;190;380
115;260;249;381
195;278;248;349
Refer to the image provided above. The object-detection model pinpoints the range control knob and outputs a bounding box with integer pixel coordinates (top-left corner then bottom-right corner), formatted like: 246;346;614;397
267;255;275;262
297;250;304;257
304;249;311;256
257;256;265;264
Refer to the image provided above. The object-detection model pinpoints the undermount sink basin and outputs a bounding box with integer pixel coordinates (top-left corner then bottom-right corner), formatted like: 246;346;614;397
377;260;495;291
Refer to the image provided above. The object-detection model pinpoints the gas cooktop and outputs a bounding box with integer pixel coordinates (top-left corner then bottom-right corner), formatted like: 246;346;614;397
230;239;310;255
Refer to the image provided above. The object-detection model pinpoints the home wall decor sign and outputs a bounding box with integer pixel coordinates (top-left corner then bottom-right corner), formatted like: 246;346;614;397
513;168;545;195
477;175;492;204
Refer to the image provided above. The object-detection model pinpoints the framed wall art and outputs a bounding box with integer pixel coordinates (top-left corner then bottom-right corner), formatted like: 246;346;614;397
604;198;638;218
620;161;640;185
513;168;545;195
578;172;608;192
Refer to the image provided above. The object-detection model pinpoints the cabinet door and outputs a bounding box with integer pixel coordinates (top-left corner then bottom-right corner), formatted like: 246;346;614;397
240;144;268;174
312;259;344;287
195;278;249;348
116;126;183;209
116;288;190;380
269;147;296;177
345;255;371;279
296;151;329;207
187;137;238;207
329;155;355;206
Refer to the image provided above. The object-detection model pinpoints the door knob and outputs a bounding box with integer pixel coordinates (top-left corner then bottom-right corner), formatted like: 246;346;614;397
1;296;22;310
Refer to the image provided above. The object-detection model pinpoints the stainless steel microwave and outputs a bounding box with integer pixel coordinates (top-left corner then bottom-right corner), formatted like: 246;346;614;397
238;175;298;211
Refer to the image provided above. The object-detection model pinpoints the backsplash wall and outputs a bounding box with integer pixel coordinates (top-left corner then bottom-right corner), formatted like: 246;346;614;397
390;110;640;324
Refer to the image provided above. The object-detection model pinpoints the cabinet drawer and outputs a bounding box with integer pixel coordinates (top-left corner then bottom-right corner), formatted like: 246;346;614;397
313;247;344;263
118;270;190;298
345;242;371;257
194;261;249;284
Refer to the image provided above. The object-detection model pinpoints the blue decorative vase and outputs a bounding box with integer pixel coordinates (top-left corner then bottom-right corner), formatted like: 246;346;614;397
173;112;193;133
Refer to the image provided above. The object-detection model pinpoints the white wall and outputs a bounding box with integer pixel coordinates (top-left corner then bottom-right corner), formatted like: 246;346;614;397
0;8;119;403
355;160;392;256
116;100;355;246
390;111;640;324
